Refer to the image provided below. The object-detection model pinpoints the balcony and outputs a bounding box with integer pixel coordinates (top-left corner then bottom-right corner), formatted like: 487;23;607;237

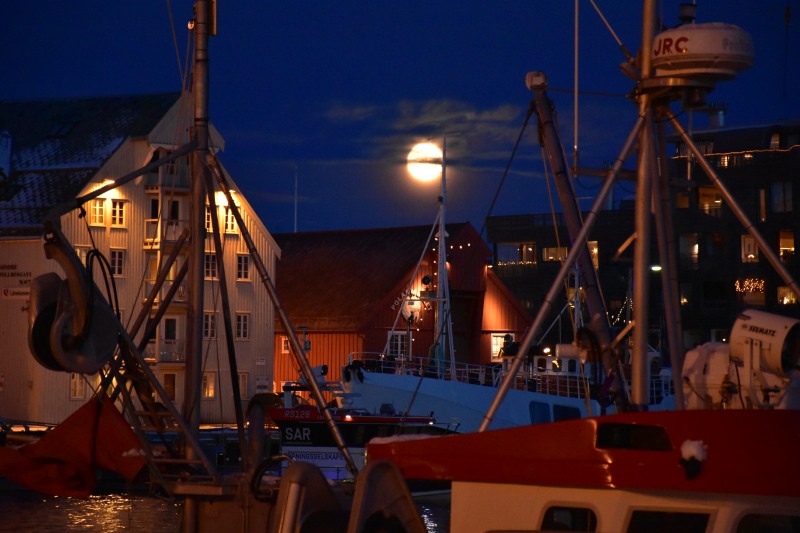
144;340;186;363
143;218;190;247
143;280;188;307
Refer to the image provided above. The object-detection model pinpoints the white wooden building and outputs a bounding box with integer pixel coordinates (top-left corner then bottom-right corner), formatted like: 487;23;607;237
0;93;278;425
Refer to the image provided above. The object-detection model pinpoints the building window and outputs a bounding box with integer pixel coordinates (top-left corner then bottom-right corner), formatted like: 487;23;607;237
759;188;767;222
542;246;567;262
89;199;105;226
163;373;176;401
204;252;218;279
698;187;722;217
588;241;599;269
202;372;216;399
741;235;759;263
236;313;250;340
680;233;699;267
736;277;765;307
770;132;781;149
281;336;290;353
521;243;536;263
237;255;251;281
75;246;90;266
224;207;237;233
110;200;126;227
205;205;214;232
238;373;249;399
203;312;216;339
771;181;792;213
110;249;125;277
388;331;409;357
491;334;507;360
169;200;180;221
780;230;795;264
70;373;85;400
163;317;178;342
778;287;797;305
150;198;160;219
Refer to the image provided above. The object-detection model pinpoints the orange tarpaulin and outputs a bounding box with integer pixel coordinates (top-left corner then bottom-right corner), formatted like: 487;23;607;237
0;395;147;498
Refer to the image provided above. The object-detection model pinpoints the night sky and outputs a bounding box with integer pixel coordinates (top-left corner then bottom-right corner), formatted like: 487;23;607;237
3;1;799;235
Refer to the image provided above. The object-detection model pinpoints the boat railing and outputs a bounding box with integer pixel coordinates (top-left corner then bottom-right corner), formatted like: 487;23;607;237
347;352;605;401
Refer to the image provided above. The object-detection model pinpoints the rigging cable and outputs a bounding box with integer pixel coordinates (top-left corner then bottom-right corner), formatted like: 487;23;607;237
165;0;187;88
478;98;536;238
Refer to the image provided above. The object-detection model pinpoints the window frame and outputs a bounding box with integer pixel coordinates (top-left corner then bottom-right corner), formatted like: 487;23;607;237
110;199;127;227
203;312;217;339
89;198;105;226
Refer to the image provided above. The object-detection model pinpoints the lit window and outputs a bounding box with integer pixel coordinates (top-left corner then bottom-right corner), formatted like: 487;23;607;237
236;313;250;340
521;243;536;263
110;200;126;227
281;336;290;353
588;241;599;269
388;331;408;357
238;373;249;399
205;206;213;232
491;334;507;360
202;372;216;399
542;246;568;262
90;199;105;225
203;312;216;339
224;207;237;233
780;230;795;264
778;287;797;305
70;373;85;400
698;187;722;217
110;249;125;277
741;235;759;263
237;255;250;281
204;252;218;279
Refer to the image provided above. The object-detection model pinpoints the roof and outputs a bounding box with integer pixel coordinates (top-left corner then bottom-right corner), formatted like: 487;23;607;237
273;223;489;331
0;93;182;236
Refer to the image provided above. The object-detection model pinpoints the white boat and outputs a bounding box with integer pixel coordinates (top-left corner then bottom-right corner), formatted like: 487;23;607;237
340;347;675;433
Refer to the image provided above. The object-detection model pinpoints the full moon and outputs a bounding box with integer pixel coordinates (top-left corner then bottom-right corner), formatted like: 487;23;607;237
407;142;443;182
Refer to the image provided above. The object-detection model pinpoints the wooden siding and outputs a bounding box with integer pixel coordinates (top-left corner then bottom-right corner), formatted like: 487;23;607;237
0;129;277;424
272;331;363;388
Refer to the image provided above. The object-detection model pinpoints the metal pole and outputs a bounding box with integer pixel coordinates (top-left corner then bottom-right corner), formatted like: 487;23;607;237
183;1;210;529
630;0;657;409
479;116;644;431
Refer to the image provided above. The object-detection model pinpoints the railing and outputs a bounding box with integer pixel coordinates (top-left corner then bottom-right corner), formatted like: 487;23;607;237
143;218;190;245
143;280;188;306
144;341;186;363
347;352;673;405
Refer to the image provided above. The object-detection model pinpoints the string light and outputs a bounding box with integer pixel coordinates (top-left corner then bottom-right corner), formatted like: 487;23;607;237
735;277;765;293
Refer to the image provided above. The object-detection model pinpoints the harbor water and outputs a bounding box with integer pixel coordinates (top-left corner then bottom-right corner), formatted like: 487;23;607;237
0;490;450;532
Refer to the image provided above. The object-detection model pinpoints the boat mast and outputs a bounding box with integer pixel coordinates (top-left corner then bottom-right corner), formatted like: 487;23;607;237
436;135;456;376
183;0;211;529
629;0;657;408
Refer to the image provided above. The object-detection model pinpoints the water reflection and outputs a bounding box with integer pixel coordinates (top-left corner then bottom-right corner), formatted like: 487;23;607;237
0;492;181;533
0;490;449;532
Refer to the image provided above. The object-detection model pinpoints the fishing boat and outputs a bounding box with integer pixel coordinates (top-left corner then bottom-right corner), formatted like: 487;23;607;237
363;2;800;532
267;366;456;481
